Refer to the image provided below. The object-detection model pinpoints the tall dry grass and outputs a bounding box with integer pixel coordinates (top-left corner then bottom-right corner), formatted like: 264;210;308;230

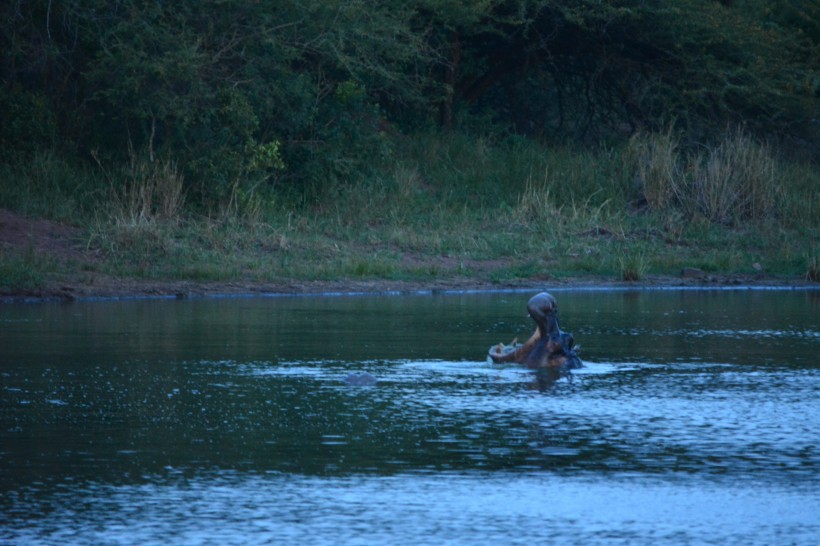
627;126;681;210
628;128;781;225
687;129;777;224
93;149;185;226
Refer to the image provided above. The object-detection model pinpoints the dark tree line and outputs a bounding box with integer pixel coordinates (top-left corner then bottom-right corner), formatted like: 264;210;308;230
2;0;817;205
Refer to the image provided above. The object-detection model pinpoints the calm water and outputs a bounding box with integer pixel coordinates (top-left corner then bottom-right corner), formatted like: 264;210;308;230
2;289;819;545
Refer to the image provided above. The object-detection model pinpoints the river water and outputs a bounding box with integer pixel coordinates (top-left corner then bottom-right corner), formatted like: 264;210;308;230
2;288;819;545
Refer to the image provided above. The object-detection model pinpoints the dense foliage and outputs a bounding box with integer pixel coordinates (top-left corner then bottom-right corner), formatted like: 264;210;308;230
2;0;817;208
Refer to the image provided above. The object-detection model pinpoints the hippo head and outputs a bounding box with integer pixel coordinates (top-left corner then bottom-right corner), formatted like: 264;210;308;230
488;292;583;371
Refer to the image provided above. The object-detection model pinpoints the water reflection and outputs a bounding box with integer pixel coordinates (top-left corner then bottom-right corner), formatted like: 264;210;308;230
1;289;819;545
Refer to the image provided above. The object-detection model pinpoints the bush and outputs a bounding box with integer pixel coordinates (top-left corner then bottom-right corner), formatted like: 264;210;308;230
0;85;57;159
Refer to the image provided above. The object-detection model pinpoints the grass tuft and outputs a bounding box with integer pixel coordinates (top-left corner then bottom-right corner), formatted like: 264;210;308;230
627;127;790;226
93;149;185;227
807;255;820;283
618;253;648;282
686;128;777;225
627;126;680;210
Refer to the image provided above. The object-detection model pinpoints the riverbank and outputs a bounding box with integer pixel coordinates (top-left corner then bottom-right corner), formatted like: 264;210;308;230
2;130;818;303
0;209;817;303
7;274;818;304
2;208;815;304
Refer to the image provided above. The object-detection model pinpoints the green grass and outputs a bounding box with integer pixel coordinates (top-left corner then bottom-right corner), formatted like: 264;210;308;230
0;150;105;221
1;130;818;292
0;247;57;292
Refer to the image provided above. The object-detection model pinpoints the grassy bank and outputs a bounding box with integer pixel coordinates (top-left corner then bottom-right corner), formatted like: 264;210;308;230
1;130;819;294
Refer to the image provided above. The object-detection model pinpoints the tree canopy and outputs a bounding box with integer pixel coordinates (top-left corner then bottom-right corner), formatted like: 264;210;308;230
2;0;817;204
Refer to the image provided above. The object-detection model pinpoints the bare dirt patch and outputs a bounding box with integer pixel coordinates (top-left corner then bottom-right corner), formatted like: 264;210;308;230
0;208;90;263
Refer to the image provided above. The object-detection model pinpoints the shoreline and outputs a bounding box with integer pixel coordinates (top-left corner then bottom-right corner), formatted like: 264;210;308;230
1;208;817;305
2;274;817;304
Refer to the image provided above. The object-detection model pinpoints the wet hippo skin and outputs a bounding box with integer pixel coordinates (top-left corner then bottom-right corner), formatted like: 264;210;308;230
488;292;582;370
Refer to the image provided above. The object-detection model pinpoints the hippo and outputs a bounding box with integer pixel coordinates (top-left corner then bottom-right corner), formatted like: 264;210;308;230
488;292;582;370
344;372;378;386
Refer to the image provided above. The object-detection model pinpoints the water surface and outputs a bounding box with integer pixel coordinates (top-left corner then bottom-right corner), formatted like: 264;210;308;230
2;289;819;544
